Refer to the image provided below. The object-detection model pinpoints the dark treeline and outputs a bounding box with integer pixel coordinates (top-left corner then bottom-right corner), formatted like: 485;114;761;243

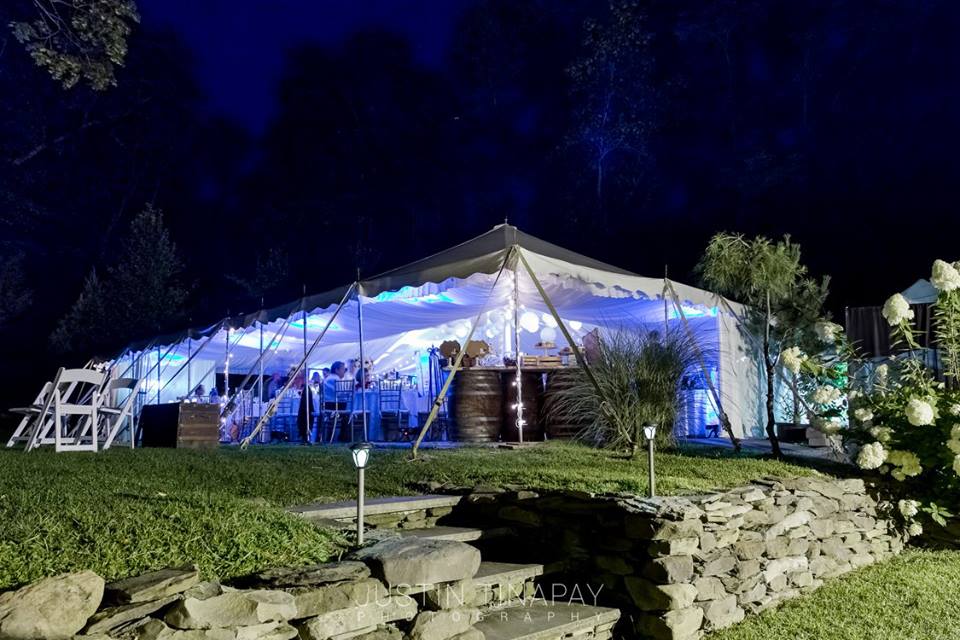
2;0;960;402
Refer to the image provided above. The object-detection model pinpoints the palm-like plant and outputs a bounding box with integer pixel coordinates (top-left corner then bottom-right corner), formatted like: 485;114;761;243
545;328;705;455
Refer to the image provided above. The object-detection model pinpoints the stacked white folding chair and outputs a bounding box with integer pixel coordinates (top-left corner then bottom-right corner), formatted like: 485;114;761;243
6;380;55;448
99;377;142;450
50;368;107;452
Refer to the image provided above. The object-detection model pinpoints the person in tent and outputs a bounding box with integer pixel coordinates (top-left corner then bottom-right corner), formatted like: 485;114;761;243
323;361;347;410
321;367;331;380
266;372;282;400
346;359;358;382
296;372;317;444
355;366;373;390
193;385;206;401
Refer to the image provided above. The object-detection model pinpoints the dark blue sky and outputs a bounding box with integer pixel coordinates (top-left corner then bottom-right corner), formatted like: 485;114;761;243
139;0;472;132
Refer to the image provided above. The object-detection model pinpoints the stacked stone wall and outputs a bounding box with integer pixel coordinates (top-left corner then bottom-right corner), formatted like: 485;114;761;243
444;476;903;639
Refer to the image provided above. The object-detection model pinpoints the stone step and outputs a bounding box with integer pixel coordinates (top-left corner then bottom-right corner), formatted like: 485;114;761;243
475;600;620;640
473;562;544;609
393;561;543;598
396;525;514;543
288;494;462;521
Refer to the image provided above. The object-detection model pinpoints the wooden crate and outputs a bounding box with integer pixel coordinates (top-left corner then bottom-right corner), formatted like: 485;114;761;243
141;402;219;449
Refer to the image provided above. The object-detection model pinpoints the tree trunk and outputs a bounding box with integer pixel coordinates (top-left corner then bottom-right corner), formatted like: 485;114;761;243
764;293;783;458
765;356;782;458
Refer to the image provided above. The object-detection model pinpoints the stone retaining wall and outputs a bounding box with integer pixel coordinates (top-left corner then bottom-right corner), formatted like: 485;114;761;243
442;476;904;640
0;538;502;640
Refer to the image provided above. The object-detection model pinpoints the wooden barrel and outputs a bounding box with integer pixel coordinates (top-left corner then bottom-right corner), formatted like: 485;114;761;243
450;370;503;442
502;371;544;442
543;369;588;439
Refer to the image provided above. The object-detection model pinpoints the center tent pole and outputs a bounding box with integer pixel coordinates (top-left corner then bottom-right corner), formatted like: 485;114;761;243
302;301;311;443
357;273;368;442
411;252;512;458
258;320;264;438
512;264;524;443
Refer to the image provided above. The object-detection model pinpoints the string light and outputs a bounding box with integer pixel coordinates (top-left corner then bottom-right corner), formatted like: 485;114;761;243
511;267;524;442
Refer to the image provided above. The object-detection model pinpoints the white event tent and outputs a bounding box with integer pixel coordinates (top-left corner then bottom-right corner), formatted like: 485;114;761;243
115;224;764;441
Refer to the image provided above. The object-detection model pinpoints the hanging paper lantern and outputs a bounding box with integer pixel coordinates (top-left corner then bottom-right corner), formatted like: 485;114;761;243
520;311;540;333
542;313;558;328
569;320;583;332
539;327;558;343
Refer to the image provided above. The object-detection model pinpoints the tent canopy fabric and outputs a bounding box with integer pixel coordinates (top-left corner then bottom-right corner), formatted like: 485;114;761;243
120;224;762;438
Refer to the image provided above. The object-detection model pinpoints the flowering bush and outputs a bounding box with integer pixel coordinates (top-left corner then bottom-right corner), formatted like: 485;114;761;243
792;258;960;534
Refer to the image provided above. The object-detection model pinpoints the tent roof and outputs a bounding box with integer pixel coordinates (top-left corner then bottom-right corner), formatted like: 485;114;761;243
125;224;729;355
359;223;635;296
901;278;938;304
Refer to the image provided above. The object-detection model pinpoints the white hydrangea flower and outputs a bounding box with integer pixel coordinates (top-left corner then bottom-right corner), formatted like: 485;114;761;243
931;259;960;292
814;321;842;344
908;522;923;537
882;294;915;326
854;408;874;423
856;442;887;470
781;346;806;375
812;385;842;405
814;417;842;435
947;439;960;455
950;404;960;417
869;426;892;443
887;449;922;479
952;424;960;440
954;454;960;477
905;398;935;426
849;389;861;401
898;499;919;518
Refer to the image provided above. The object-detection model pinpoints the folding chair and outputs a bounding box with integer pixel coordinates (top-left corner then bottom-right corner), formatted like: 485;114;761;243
51;368;106;452
99;377;142;449
324;380;355;443
379;379;410;442
7;381;54;448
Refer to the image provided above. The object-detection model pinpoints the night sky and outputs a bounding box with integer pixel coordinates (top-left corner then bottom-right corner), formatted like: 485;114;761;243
3;0;960;402
138;0;473;132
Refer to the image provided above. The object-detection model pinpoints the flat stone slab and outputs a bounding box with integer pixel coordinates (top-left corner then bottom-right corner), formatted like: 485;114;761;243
352;538;481;588
289;495;462;520
232;562;370;589
397;526;513;543
473;562;544;587
474;601;620;640
105;566;200;604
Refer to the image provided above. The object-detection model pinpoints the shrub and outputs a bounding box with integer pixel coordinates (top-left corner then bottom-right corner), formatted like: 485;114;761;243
544;327;704;454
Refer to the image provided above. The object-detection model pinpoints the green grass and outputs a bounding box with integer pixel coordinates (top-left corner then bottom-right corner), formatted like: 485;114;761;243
0;442;819;589
709;549;960;640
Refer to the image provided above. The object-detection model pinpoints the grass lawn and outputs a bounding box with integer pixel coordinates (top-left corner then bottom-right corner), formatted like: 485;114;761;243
0;442;819;589
709;549;960;640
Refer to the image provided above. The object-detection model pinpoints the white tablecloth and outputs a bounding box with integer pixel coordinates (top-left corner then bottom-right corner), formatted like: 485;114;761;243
350;387;424;440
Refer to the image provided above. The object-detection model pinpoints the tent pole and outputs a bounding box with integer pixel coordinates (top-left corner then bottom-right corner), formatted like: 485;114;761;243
156;345;161;404
302;300;311;444
226;314;295;404
412;255;512;458
512;261;524;443
258;320;264;436
357;274;368;442
186;336;192;396
665;280;741;451
241;284;357;448
517;250;603;396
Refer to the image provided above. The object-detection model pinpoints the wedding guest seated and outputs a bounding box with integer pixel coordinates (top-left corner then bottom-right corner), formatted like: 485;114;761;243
323;361;347;410
355;366;374;390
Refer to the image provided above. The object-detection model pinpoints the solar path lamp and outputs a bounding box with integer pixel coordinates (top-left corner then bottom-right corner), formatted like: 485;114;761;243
643;425;657;498
351;442;373;545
